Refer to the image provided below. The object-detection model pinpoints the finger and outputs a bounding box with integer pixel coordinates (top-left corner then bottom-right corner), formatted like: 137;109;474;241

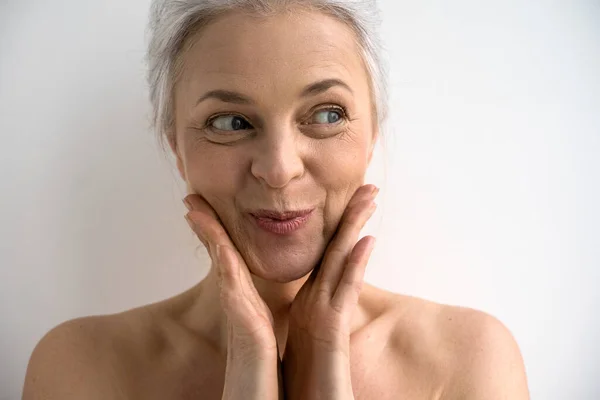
216;244;258;317
216;244;254;321
185;195;265;313
331;235;375;313
215;244;239;296
184;195;248;293
344;184;378;211
218;244;275;330
184;195;254;282
186;214;210;250
186;210;230;253
317;185;377;276
184;194;238;256
184;193;221;221
317;189;378;296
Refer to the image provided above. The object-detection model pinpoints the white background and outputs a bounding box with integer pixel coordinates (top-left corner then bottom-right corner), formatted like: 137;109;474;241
1;0;599;399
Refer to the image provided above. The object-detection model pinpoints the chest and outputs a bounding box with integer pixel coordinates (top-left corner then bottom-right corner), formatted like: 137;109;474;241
133;346;444;400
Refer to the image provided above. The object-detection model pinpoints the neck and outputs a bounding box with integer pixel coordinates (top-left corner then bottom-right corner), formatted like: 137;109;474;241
186;265;312;358
253;270;311;354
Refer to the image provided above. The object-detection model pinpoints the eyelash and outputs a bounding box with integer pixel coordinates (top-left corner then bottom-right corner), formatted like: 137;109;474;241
302;105;348;126
203;105;349;133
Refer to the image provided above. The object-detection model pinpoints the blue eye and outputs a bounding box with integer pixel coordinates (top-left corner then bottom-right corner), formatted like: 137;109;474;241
312;109;343;124
210;115;252;131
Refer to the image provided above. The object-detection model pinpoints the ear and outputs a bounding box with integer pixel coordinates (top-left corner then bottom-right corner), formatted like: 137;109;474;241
167;131;187;183
368;126;379;164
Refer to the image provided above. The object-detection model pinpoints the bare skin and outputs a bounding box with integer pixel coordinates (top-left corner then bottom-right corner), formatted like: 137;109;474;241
22;276;527;399
22;6;529;400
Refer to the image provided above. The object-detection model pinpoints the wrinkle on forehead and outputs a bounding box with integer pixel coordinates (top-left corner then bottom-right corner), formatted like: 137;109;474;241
177;8;365;81
173;7;374;131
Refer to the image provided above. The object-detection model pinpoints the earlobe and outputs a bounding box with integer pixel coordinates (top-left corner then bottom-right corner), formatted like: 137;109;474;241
367;132;378;164
167;132;187;183
367;118;379;164
176;156;186;182
177;155;193;196
167;131;178;156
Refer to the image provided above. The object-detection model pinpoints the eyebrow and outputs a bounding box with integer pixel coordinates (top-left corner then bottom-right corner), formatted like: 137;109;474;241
301;78;354;97
194;78;353;106
195;90;252;106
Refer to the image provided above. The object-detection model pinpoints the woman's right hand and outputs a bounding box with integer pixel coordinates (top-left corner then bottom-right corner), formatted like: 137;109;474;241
183;194;282;400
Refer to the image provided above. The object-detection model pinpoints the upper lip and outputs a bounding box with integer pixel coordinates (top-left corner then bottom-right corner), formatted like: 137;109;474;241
250;209;314;220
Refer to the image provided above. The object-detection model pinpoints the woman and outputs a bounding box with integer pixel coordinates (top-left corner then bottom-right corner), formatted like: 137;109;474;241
22;0;529;399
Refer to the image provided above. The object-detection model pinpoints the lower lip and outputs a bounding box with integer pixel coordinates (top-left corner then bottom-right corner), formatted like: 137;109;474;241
251;211;313;235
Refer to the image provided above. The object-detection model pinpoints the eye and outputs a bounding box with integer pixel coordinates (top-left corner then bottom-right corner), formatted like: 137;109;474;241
310;107;345;125
209;115;253;131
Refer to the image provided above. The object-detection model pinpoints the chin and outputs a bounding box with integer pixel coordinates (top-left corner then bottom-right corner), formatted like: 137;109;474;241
246;250;322;283
224;211;331;283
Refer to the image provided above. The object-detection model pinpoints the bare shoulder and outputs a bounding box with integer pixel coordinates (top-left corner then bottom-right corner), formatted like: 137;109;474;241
383;292;530;399
22;313;131;399
435;303;530;399
22;304;168;400
22;292;223;400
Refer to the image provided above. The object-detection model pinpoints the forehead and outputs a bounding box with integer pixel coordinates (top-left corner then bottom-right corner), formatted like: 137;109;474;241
176;9;370;101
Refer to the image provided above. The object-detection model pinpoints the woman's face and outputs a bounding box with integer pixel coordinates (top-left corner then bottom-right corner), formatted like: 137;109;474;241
172;8;377;283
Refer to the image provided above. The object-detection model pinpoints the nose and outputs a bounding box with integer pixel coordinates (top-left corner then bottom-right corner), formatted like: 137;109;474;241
250;128;304;189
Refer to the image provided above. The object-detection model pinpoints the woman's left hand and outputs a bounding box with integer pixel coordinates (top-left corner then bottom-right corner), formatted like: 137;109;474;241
283;184;378;400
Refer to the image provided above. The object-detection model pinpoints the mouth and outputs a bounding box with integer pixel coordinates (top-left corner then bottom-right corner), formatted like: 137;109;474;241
249;209;314;235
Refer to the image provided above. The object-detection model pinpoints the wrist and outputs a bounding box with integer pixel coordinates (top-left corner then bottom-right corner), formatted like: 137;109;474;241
283;340;353;400
223;350;280;400
287;325;350;356
227;340;278;367
228;330;278;359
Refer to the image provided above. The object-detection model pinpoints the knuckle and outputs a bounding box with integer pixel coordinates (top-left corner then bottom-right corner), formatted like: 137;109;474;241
330;302;345;315
340;277;363;296
315;286;331;299
326;246;346;258
343;210;362;226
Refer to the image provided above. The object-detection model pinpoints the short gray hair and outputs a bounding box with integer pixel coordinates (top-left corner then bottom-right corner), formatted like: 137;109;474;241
145;0;389;153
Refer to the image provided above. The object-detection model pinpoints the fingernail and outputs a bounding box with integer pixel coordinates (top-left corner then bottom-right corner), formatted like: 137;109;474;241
372;186;380;196
370;202;378;213
183;198;192;211
369;236;377;252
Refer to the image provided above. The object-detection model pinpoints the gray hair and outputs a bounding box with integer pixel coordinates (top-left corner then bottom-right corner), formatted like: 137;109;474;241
145;0;389;153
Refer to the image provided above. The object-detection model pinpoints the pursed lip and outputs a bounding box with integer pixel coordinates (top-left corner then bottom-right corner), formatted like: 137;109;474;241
248;208;315;235
250;209;314;220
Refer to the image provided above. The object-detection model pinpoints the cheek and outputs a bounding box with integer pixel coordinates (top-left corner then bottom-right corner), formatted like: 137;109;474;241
183;147;245;216
184;141;245;185
317;136;371;237
315;129;371;185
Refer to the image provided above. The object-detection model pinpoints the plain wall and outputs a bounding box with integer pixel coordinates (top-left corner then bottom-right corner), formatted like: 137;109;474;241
1;0;599;399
